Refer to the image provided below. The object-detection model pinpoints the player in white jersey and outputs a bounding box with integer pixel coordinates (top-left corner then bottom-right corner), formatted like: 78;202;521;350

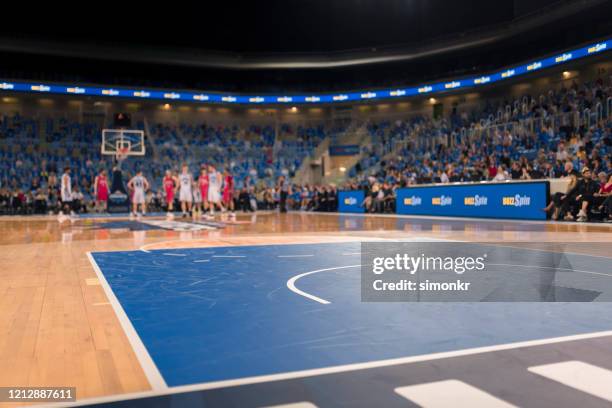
127;170;150;217
58;167;75;219
192;179;202;218
179;164;193;218
206;164;224;217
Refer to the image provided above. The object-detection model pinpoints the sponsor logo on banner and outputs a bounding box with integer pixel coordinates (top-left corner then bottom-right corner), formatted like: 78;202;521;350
444;81;460;89
403;196;422;206
464;195;488;206
432;196;452;206
32;85;50;92
502;194;531;207
555;53;572;63
67;87;85;94
588;43;606;53
344;197;357;205
527;62;542;71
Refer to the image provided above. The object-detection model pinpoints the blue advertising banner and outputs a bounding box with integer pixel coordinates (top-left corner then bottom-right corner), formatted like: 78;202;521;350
396;181;549;220
0;39;608;105
338;190;365;213
329;145;360;156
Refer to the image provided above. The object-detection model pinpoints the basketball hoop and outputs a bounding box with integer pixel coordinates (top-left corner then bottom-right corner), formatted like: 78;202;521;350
116;147;130;162
101;129;145;157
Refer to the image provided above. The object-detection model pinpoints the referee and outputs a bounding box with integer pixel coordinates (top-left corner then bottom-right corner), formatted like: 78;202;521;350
278;176;290;213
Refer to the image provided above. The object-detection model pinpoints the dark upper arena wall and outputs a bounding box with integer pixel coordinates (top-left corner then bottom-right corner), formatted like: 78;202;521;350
0;0;610;92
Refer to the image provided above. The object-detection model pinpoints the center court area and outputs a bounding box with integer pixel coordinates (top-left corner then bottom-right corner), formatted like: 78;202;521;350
3;212;612;407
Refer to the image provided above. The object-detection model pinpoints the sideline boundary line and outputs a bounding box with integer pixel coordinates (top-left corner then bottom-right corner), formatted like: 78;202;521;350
85;252;168;391
44;329;612;407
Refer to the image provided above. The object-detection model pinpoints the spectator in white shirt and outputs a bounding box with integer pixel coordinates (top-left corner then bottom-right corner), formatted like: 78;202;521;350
493;165;509;181
556;142;568;162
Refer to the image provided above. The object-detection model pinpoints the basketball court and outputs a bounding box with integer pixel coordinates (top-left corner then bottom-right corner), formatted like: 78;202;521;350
0;3;611;406
1;212;612;407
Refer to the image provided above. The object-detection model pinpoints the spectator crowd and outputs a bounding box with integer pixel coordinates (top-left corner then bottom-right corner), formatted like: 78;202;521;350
0;77;611;221
340;78;612;222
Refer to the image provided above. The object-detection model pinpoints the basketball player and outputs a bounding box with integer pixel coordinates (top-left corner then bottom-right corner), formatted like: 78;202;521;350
93;169;109;212
127;170;149;217
192;177;202;218
179;164;193;218
206;164;224;218
198;167;209;215
222;168;235;216
163;169;178;217
59;167;74;219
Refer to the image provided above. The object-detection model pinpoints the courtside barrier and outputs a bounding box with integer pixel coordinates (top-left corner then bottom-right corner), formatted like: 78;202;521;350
338;190;365;213
395;180;549;220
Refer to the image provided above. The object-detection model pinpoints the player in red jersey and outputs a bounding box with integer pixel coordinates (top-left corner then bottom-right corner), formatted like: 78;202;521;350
222;168;235;216
198;167;209;215
163;169;178;217
94;169;109;212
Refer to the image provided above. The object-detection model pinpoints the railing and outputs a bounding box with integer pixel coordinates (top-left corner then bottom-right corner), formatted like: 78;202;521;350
337;90;612;182
583;108;592;128
455;104;612;145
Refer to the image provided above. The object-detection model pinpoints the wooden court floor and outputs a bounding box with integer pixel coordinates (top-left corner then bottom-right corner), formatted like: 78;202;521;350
0;212;611;406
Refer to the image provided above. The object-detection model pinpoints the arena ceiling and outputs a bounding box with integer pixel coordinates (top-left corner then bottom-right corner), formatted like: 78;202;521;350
0;0;610;92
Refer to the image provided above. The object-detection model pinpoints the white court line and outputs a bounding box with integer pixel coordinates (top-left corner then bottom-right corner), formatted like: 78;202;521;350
528;361;612;402
212;255;246;258
193;259;210;263
263;403;318;408
162;253;186;257
395;380;517;408
284;237;446;304
85;252;167;391
286;265;362;304
341;252;361;255
307;210;612;227
45;329;612;408
278;254;315;258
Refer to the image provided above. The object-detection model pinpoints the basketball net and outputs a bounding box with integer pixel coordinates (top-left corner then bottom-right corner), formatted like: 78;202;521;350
116;147;130;163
